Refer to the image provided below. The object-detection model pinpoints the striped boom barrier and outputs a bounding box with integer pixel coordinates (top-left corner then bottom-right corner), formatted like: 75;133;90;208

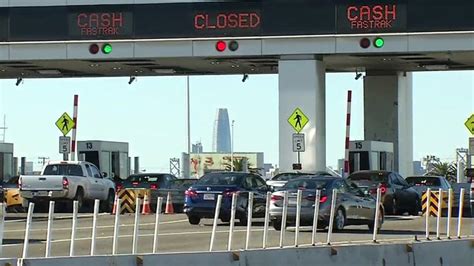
71;94;78;161
343;90;352;178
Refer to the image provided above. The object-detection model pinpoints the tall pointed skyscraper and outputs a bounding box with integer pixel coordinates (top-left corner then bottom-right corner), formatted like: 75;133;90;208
212;108;231;153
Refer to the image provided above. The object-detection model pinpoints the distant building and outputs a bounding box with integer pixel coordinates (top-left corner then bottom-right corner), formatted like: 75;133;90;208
25;161;34;175
212;108;231;153
192;142;203;153
413;161;424;176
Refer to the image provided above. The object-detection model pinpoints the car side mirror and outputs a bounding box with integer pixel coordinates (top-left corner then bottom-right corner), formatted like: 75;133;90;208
102;172;108;178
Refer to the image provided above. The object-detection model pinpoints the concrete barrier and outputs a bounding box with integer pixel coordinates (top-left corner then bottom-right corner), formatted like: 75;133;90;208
11;239;474;266
243;244;414;266
143;251;240;266
412;239;473;266
17;255;137;266
0;258;17;266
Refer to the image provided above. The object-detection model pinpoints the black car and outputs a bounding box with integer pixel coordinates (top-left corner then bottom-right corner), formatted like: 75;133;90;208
184;172;270;225
347;171;420;215
269;176;384;232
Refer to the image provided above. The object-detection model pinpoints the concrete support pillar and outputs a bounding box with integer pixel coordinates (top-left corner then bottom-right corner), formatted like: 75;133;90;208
364;72;413;177
278;58;326;172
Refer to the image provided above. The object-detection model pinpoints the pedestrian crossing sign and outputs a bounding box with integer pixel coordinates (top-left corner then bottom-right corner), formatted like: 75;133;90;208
465;114;474;135
288;108;309;133
55;112;75;136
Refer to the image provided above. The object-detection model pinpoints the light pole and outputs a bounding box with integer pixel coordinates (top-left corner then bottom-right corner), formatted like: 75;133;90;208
231;120;235;171
185;76;191;178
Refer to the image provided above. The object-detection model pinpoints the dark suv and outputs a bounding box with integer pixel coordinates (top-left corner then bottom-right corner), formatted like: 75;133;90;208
347;171;420;215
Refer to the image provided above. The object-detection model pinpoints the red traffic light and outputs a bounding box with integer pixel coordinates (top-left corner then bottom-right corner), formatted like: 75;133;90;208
89;44;100;54
360;38;371;49
216;41;227;52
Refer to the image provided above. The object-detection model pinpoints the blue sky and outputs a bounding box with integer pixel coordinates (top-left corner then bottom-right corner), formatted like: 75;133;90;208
0;71;472;172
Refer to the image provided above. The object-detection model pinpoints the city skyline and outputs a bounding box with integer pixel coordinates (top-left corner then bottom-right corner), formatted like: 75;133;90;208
0;71;472;173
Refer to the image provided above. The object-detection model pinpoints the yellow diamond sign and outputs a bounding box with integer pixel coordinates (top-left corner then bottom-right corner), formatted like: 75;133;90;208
288;108;309;133
465;114;474;135
55;112;75;136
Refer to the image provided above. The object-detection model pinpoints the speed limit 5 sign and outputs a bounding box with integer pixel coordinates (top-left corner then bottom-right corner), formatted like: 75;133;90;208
292;133;305;152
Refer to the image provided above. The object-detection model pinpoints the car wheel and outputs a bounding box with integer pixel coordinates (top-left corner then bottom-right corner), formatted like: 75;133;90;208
100;190;115;213
368;208;384;232
220;216;230;223
391;198;399;215
67;188;84;213
409;198;420;216
188;215;201;225
272;218;282;231
334;208;345;231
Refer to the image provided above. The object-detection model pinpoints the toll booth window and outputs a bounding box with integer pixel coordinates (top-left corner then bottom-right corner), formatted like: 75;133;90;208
44;164;84;176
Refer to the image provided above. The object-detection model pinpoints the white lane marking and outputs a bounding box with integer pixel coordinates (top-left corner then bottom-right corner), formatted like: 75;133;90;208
1;227;271;247
3;219;188;233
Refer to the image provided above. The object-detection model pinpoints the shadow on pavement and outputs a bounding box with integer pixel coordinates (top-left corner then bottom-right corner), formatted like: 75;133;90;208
3;238;45;245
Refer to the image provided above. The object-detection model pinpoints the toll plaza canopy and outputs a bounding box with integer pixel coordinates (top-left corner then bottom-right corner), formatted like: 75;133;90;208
1;0;473;42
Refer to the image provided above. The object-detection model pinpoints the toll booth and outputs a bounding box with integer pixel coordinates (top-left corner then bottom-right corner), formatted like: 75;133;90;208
0;143;14;183
349;140;394;173
77;140;129;180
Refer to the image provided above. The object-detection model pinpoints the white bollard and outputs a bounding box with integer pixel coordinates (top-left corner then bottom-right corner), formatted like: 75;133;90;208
295;190;303;247
227;193;238;251
279;191;288;248
153;197;163;253
132;197;141;254
22;202;35;259
425;188;431;240
69;201;79;256
112;198;121;255
372;188;382;243
447;188;453;239
209;195;223;252
436;189;442;240
262;192;271;249
311;190;321;246
245;192;254;250
45;201;55;257
326;189;337;245
90;199;100;255
457;188;465;239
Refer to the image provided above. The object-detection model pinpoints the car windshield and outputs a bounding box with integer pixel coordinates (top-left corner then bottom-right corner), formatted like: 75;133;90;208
128;175;162;183
43;164;84;176
198;173;243;186
348;172;388;184
406;177;441;187
283;179;329;190
272;173;309;181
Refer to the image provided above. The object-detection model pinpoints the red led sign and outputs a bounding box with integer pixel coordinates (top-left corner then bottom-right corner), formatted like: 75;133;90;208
347;5;397;30
76;12;125;36
194;12;260;30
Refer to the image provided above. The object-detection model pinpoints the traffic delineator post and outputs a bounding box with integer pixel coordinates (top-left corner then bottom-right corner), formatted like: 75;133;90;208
165;192;174;214
112;192;118;215
142;192;152;215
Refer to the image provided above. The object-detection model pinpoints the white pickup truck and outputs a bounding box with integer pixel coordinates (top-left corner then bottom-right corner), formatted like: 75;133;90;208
19;161;116;212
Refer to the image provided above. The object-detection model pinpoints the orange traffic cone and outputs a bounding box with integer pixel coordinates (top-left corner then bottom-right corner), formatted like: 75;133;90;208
142;193;152;215
165;192;174;214
112;192;118;215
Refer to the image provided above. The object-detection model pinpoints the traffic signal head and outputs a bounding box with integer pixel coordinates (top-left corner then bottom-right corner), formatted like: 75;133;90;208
374;37;385;48
215;40;239;52
359;38;370;49
102;43;113;54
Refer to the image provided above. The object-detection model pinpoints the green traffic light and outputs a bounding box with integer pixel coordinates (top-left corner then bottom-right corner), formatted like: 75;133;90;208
374;38;385;48
102;44;113;54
